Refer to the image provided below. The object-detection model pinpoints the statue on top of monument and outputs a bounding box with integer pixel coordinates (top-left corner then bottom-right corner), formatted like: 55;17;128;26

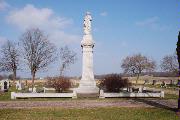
83;12;92;35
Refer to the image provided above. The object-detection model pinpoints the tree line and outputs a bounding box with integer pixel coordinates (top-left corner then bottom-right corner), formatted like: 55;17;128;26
0;28;77;88
121;53;178;84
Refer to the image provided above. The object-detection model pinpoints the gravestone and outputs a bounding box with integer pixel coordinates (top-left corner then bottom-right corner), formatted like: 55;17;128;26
152;80;156;85
29;87;36;93
161;81;166;88
16;81;22;90
170;80;173;86
21;83;25;90
138;86;143;93
0;79;9;92
33;87;37;93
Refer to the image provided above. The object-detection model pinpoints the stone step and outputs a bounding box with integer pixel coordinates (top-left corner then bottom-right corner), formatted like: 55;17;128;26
77;93;99;98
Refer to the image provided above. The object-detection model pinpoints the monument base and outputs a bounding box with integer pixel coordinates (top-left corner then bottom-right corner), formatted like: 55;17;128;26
75;86;99;98
75;86;99;94
75;78;99;94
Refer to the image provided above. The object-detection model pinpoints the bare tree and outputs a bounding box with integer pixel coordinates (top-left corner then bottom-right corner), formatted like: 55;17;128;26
0;40;20;83
20;28;56;88
59;46;77;76
121;54;156;84
160;53;178;75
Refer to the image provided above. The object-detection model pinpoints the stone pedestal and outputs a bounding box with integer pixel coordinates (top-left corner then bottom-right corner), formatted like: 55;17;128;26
76;35;99;94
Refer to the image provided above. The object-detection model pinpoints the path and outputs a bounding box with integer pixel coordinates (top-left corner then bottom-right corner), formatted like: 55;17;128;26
0;99;177;109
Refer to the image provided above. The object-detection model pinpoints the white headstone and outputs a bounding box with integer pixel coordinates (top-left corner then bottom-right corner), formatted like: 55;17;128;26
76;12;99;94
29;87;37;93
138;87;143;93
1;79;9;91
16;81;22;90
99;90;105;98
15;81;19;89
33;87;36;93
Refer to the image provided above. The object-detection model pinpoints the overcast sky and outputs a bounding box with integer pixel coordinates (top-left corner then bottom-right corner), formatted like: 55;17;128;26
0;0;179;77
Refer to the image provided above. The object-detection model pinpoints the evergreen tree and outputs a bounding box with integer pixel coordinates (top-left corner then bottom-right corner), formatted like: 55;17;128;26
176;32;180;75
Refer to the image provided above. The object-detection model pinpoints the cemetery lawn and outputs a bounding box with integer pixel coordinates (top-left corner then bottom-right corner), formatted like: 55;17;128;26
0;107;179;120
0;86;18;101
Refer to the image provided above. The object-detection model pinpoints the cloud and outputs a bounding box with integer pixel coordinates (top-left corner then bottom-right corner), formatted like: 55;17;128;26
0;0;9;11
7;4;72;30
135;16;159;26
100;12;108;17
49;31;80;45
135;16;170;31
6;4;80;45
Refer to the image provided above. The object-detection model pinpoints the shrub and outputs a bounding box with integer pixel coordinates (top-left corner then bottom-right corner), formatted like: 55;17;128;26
100;74;131;92
36;88;44;93
46;77;71;93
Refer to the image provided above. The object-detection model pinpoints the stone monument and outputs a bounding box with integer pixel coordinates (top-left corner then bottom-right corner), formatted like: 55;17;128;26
76;12;99;94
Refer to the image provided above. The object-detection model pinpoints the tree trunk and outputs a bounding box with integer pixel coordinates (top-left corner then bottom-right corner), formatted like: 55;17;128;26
32;72;35;91
136;74;140;85
60;69;63;77
60;63;65;76
13;70;16;85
